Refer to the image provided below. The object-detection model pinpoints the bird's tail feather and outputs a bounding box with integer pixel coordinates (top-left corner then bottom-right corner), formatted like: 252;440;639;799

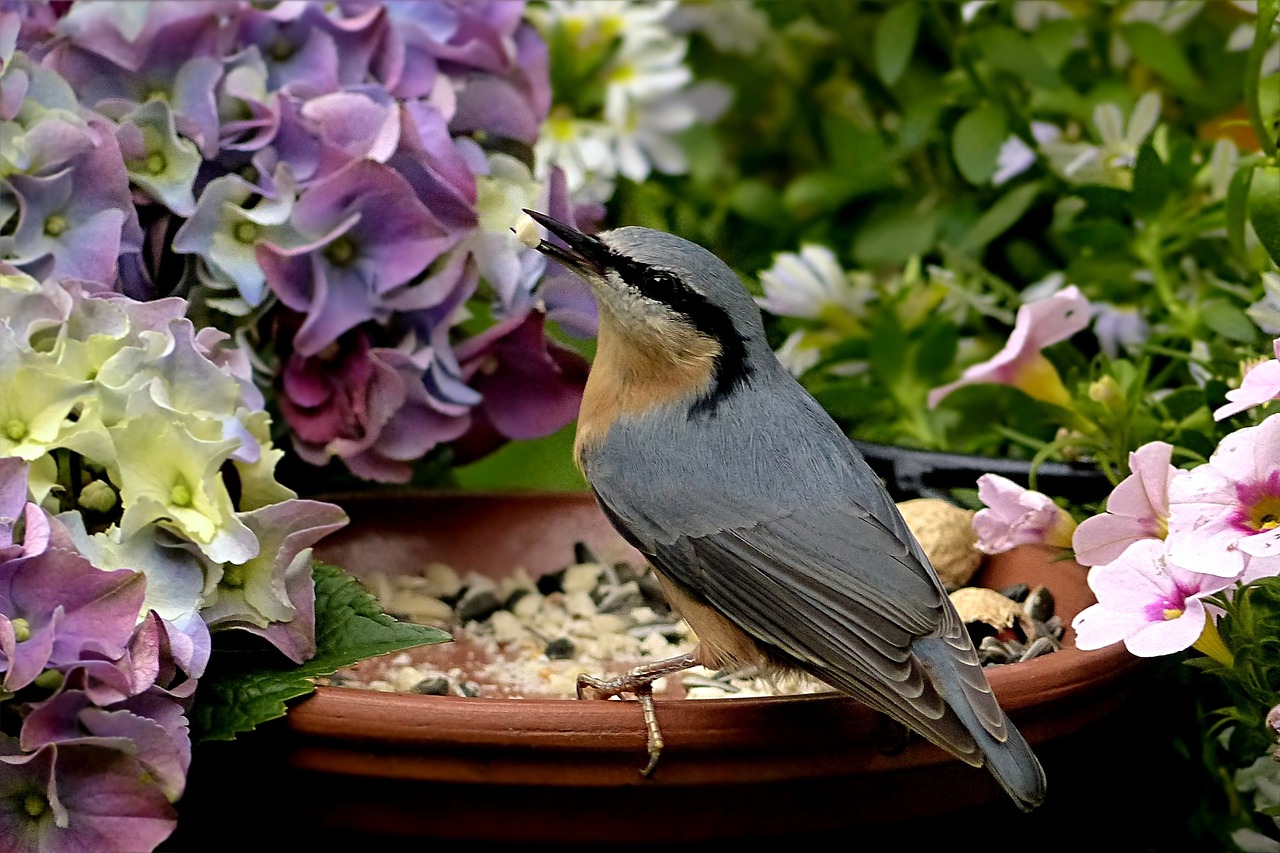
914;637;1047;812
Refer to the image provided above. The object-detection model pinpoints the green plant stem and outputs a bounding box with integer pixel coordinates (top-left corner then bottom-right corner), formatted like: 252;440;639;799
1245;0;1279;158
1135;223;1194;334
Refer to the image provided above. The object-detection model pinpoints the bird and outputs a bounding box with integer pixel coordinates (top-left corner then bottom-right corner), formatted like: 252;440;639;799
520;208;1048;812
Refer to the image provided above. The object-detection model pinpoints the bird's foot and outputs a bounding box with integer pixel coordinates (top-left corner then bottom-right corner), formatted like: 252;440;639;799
576;652;699;778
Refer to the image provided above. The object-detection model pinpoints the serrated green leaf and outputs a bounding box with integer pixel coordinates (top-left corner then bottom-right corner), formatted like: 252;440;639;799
874;2;921;86
1119;22;1198;90
1248;164;1280;266
952;103;1008;186
190;562;449;743
957;180;1042;254
1131;141;1170;214
1227;164;1255;259
1200;299;1259;344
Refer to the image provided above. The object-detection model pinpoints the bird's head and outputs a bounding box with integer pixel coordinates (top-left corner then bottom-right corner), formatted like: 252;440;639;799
523;210;770;407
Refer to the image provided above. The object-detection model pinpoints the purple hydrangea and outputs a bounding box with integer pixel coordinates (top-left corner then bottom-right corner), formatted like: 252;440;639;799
0;1;596;488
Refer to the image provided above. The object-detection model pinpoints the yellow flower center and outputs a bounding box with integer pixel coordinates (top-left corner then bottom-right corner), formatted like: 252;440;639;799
222;564;245;589
608;62;636;85
12;617;30;642
546;109;577;142
1010;353;1073;408
1251;496;1280;531
269;37;296;61
170;482;193;508
44;214;68;237
145;151;167;175
233;220;259;244
324;236;357;266
78;480;118;513
1162;608;1183;621
22;792;46;818
33;669;63;690
4;419;26;441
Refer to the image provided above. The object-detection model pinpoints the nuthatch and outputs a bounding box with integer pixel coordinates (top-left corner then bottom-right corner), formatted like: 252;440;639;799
522;209;1047;812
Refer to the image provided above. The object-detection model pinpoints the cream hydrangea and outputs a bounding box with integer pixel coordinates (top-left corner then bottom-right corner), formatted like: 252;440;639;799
0;269;340;648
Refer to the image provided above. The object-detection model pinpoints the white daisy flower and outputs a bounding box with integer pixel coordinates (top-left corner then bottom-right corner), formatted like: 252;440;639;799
756;244;872;322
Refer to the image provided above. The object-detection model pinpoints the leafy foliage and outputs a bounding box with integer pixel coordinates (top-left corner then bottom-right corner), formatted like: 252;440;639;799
614;0;1280;500
188;562;449;742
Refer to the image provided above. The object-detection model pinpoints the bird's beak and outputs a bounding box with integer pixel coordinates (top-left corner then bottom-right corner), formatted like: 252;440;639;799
522;209;609;277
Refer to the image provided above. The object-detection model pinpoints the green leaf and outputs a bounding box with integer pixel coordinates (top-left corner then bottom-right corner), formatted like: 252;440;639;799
911;319;960;380
1131;141;1170;214
874;2;921;86
972;26;1060;89
728;180;785;225
1200;298;1259;344
952;102;1008;186
1029;18;1079;71
825;116;894;178
868;312;907;387
1248;164;1280;266
1119;23;1198;90
852;207;940;266
189;562;450;742
957;180;1042;254
1226;163;1255;259
782;171;859;220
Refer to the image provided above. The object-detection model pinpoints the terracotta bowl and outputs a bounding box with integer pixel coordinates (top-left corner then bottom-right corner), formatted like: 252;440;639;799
197;489;1149;845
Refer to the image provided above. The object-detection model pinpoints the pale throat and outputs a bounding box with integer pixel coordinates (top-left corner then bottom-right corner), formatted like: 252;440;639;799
574;305;721;467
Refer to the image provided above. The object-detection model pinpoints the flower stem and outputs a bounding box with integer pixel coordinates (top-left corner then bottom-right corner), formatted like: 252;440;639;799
1245;0;1279;158
1135;224;1192;334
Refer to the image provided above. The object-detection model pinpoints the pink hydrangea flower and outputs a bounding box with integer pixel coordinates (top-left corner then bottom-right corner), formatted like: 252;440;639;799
1166;413;1280;579
929;285;1090;408
1073;441;1180;566
1072;539;1235;657
972;473;1078;555
1214;338;1280;420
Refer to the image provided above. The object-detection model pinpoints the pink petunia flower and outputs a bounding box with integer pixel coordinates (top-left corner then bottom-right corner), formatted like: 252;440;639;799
1166;413;1280;578
1073;441;1180;566
1214;338;1280;420
972;473;1078;555
1072;539;1235;657
929;284;1090;408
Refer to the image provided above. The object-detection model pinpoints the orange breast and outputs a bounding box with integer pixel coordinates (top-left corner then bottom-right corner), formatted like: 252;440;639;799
573;306;722;469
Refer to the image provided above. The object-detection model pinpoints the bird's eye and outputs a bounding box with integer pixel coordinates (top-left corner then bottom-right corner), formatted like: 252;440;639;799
646;272;678;291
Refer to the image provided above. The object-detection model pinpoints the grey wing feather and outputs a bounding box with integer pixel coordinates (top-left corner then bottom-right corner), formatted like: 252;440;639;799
593;472;1012;767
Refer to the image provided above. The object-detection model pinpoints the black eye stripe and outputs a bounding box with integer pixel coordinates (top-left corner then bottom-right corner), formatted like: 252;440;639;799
606;250;751;416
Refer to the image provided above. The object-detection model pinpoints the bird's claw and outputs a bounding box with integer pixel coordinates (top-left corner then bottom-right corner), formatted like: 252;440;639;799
574;654;698;778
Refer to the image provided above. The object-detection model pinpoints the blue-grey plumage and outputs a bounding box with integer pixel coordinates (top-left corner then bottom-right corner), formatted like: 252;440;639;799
524;210;1047;811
